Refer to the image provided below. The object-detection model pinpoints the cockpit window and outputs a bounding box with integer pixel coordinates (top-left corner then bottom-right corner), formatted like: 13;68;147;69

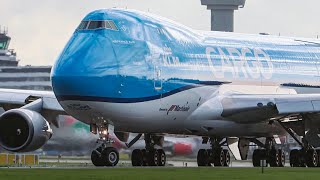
105;21;112;29
77;20;118;31
88;21;104;30
107;21;118;31
77;21;89;30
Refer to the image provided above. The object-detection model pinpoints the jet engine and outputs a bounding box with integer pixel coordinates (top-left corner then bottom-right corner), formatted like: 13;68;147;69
0;109;52;152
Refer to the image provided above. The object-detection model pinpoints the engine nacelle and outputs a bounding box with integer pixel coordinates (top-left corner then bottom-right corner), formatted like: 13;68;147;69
0;109;52;152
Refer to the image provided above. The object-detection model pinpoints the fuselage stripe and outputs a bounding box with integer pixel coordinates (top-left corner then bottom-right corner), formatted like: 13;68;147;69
56;82;225;103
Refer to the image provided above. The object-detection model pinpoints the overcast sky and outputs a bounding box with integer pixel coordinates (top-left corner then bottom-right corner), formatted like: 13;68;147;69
0;0;319;66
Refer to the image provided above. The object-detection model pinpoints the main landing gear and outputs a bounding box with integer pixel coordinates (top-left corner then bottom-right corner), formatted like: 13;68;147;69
131;134;166;166
278;118;320;167
251;138;285;167
91;124;119;167
197;137;231;167
289;147;320;167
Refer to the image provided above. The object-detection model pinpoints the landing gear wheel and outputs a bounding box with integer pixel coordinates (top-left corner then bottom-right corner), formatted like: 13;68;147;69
223;149;231;167
306;149;318;167
253;149;267;167
290;149;301;167
91;147;104;167
252;149;261;167
148;149;159;166
278;149;285;167
197;149;210;167
102;147;119;166
141;149;148;166
157;149;166;166
132;149;144;166
317;150;320;167
269;149;280;167
213;148;225;167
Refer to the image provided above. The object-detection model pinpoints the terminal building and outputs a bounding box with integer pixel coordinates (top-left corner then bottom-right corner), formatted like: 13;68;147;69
0;28;51;90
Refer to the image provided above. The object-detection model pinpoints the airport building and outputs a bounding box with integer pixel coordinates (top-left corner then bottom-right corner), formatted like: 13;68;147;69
0;28;51;90
201;0;246;32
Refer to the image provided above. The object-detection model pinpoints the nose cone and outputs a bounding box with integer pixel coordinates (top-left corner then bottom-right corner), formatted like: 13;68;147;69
51;31;119;100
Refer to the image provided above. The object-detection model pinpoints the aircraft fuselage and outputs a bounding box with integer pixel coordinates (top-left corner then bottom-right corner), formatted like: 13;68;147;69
51;9;320;138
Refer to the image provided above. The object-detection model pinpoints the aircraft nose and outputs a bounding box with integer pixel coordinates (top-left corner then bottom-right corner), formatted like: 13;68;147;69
51;32;119;100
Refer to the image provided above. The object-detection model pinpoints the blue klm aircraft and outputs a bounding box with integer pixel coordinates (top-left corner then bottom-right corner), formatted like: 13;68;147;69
0;8;320;167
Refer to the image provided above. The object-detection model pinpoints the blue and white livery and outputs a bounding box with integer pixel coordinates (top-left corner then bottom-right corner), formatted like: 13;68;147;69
1;9;320;167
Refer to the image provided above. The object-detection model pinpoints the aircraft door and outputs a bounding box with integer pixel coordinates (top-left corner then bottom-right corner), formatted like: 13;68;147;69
154;65;162;90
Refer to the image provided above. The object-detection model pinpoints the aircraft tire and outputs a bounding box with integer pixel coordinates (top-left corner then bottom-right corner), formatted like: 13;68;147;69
102;147;119;166
157;149;166;166
147;149;159;166
252;149;262;167
306;149;318;167
132;149;144;166
290;149;301;167
269;149;280;167
141;149;148;166
213;148;225;167
253;149;268;167
91;147;104;167
317;150;320;167
197;149;210;167
278;149;285;167
223;149;230;167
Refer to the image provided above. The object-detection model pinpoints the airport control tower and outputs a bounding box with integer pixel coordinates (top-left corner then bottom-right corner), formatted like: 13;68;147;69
201;0;246;32
0;27;18;66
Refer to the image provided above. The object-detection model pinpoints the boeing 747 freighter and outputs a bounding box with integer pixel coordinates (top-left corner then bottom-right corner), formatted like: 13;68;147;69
0;9;320;167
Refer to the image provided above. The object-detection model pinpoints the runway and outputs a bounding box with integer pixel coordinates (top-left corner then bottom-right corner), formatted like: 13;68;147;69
38;158;265;168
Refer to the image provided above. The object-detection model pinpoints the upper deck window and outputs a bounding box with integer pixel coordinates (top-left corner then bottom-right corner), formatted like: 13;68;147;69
77;20;118;31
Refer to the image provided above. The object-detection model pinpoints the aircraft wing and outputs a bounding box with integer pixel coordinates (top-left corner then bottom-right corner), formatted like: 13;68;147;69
220;93;320;122
0;88;64;112
0;88;66;127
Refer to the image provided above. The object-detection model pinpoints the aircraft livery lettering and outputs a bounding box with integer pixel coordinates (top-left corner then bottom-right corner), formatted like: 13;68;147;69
206;47;274;79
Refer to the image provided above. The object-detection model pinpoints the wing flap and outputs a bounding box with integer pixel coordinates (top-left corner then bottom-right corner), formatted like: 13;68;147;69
276;101;316;114
220;94;320;122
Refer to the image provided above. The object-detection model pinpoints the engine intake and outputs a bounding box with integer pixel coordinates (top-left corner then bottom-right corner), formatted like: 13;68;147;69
0;109;52;152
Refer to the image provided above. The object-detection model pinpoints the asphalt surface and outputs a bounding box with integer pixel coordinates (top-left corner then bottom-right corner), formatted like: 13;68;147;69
39;159;257;168
0;157;293;168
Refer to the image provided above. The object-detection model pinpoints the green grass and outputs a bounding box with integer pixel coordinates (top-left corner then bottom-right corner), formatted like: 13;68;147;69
0;168;319;180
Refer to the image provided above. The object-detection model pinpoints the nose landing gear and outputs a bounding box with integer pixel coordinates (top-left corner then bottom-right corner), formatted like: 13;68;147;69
90;124;119;167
